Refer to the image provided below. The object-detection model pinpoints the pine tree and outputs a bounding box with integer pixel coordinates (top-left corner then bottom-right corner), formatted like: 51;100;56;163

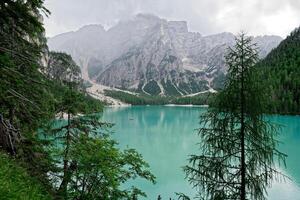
45;89;155;199
42;53;155;199
257;27;300;114
0;0;51;150
0;0;56;188
184;33;286;200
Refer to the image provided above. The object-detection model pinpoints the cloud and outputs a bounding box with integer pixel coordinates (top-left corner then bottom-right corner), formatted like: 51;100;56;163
43;0;300;37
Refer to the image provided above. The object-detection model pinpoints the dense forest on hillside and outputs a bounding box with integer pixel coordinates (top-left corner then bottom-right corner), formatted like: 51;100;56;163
0;153;52;200
0;0;299;199
184;33;286;200
104;89;214;105
0;1;155;199
106;27;300;114
257;27;300;114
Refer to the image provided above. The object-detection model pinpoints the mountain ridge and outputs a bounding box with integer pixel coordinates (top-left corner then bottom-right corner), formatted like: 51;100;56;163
48;14;282;96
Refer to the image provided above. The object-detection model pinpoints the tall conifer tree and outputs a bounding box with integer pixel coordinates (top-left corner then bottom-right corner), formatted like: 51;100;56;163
184;33;286;200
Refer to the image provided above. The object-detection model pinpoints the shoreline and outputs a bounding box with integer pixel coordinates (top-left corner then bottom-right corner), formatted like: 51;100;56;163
164;104;209;107
104;104;209;108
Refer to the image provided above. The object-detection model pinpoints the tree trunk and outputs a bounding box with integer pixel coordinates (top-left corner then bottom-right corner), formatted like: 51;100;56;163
58;112;71;198
9;106;15;124
240;35;246;200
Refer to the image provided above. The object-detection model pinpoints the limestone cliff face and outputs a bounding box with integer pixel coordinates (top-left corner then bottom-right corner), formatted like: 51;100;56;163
48;14;282;95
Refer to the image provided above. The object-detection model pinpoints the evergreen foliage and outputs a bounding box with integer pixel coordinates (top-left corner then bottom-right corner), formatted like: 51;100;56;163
173;93;214;105
144;80;161;95
161;80;181;96
0;152;52;200
104;89;213;105
104;90;170;105
46;52;82;85
0;1;156;199
184;33;286;200
257;27;300;114
1;1;297;199
44;112;155;199
0;0;58;189
0;0;51;133
42;51;155;199
68;133;155;199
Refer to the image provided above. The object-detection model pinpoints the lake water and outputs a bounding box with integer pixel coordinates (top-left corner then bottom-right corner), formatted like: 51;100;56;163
102;106;300;200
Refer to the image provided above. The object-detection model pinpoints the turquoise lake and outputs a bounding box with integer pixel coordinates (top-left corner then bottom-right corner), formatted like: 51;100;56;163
102;106;300;200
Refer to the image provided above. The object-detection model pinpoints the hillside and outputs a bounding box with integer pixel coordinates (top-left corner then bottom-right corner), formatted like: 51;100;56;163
0;153;52;200
103;89;214;105
48;14;282;96
258;27;300;114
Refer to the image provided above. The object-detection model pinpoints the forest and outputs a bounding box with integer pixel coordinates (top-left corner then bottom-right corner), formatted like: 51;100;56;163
104;90;213;105
0;1;154;199
104;30;300;114
0;0;299;200
256;27;300;114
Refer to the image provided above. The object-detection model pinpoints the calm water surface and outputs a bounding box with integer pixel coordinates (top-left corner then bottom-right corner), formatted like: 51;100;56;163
102;106;300;200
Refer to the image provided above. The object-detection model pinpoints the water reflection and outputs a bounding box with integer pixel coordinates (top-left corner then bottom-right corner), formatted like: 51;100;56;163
103;106;300;200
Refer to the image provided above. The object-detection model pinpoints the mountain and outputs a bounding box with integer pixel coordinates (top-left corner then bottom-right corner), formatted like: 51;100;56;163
48;14;282;96
257;27;300;114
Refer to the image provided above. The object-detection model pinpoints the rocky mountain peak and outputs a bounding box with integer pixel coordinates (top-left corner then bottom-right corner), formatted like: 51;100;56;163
48;14;282;96
167;21;188;33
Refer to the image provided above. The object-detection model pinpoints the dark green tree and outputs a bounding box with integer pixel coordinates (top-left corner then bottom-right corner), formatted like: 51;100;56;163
256;27;300;114
44;54;98;198
45;110;155;199
184;33;286;200
1;1;156;199
68;132;156;199
46;52;82;86
176;192;191;200
0;0;57;190
0;0;51;146
42;53;155;199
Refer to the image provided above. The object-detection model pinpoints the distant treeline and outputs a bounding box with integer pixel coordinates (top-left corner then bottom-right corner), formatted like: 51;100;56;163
104;89;215;105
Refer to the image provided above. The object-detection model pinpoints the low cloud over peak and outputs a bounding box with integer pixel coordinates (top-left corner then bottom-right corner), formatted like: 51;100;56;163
44;0;300;38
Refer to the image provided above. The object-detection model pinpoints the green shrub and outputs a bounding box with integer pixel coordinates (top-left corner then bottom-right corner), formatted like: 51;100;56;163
0;153;52;200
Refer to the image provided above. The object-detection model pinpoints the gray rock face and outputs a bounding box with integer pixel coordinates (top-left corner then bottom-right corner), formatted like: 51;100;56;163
48;14;282;95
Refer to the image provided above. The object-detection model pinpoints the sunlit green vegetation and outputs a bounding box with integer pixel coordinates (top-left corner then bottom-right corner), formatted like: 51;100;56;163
0;152;52;200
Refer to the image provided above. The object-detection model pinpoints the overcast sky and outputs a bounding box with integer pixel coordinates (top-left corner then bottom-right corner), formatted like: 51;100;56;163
44;0;300;38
